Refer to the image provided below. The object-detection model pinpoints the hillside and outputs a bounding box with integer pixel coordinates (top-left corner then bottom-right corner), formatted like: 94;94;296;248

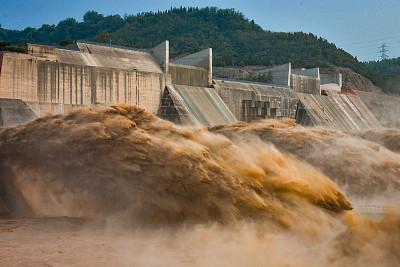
0;7;378;83
321;67;381;93
365;57;400;94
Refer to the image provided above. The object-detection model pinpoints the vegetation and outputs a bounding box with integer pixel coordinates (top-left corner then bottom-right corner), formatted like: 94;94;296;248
246;71;274;83
0;40;25;53
0;7;379;83
365;58;400;93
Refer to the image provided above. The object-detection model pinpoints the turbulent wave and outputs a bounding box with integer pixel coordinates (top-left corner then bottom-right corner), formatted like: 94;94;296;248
211;119;400;202
0;105;399;266
355;127;400;153
0;105;350;225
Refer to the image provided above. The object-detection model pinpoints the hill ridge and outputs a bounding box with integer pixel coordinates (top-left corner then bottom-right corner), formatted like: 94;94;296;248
0;7;379;85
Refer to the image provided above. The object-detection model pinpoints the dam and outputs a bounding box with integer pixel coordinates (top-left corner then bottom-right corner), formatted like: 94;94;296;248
1;41;400;267
0;40;399;129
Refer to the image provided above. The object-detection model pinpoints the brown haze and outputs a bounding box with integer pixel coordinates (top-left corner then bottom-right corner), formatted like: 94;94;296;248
0;105;399;266
212;119;400;203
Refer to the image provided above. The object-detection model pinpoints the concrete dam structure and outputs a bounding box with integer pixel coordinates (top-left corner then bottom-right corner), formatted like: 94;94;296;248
0;42;165;116
213;79;298;122
295;93;381;131
0;41;235;127
0;40;395;130
212;64;391;130
161;84;237;126
214;63;322;95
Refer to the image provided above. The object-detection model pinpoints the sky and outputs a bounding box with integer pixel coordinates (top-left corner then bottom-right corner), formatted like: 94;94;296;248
0;0;399;61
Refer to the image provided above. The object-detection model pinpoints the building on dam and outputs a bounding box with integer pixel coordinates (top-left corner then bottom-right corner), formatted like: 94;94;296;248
0;40;397;130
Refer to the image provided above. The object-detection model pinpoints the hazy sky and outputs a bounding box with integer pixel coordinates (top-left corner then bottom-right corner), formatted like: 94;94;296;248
1;0;399;61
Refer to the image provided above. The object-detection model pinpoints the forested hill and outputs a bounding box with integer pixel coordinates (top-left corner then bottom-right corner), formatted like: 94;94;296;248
365;58;400;94
0;7;377;82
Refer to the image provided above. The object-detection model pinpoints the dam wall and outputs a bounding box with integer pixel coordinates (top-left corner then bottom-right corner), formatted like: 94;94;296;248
25;102;86;117
0;42;166;116
251;63;291;87
0;52;38;102
295;93;381;131
173;48;212;86
150;40;169;73
169;63;209;87
0;42;235;128
290;74;321;95
0;41;389;131
321;72;342;87
214;64;321;95
213;67;242;80
214;63;291;87
320;71;342;95
35;61;163;110
214;80;298;122
291;67;320;78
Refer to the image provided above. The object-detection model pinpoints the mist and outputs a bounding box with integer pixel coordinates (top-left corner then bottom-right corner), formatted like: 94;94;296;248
0;105;399;266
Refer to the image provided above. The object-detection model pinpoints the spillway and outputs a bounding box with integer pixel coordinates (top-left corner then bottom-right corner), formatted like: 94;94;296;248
296;93;381;131
166;84;237;126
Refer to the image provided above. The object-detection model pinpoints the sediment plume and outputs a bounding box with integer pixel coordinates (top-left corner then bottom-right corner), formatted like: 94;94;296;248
354;127;400;153
0;105;399;266
0;105;350;227
211;119;400;202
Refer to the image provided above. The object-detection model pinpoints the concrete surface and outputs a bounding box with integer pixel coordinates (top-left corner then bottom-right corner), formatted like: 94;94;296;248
214;79;298;121
166;84;237;126
296;93;381;131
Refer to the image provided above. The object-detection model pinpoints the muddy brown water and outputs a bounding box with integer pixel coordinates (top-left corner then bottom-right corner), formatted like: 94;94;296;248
0;105;399;266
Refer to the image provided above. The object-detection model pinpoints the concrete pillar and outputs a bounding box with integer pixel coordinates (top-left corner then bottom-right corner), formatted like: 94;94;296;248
151;40;169;74
174;48;213;86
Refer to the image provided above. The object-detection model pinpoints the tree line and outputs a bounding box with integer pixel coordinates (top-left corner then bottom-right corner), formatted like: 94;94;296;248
1;7;396;92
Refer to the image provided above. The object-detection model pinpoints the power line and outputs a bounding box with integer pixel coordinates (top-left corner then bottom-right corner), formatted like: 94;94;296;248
337;33;400;47
345;39;400;52
388;43;400;50
354;48;400;61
